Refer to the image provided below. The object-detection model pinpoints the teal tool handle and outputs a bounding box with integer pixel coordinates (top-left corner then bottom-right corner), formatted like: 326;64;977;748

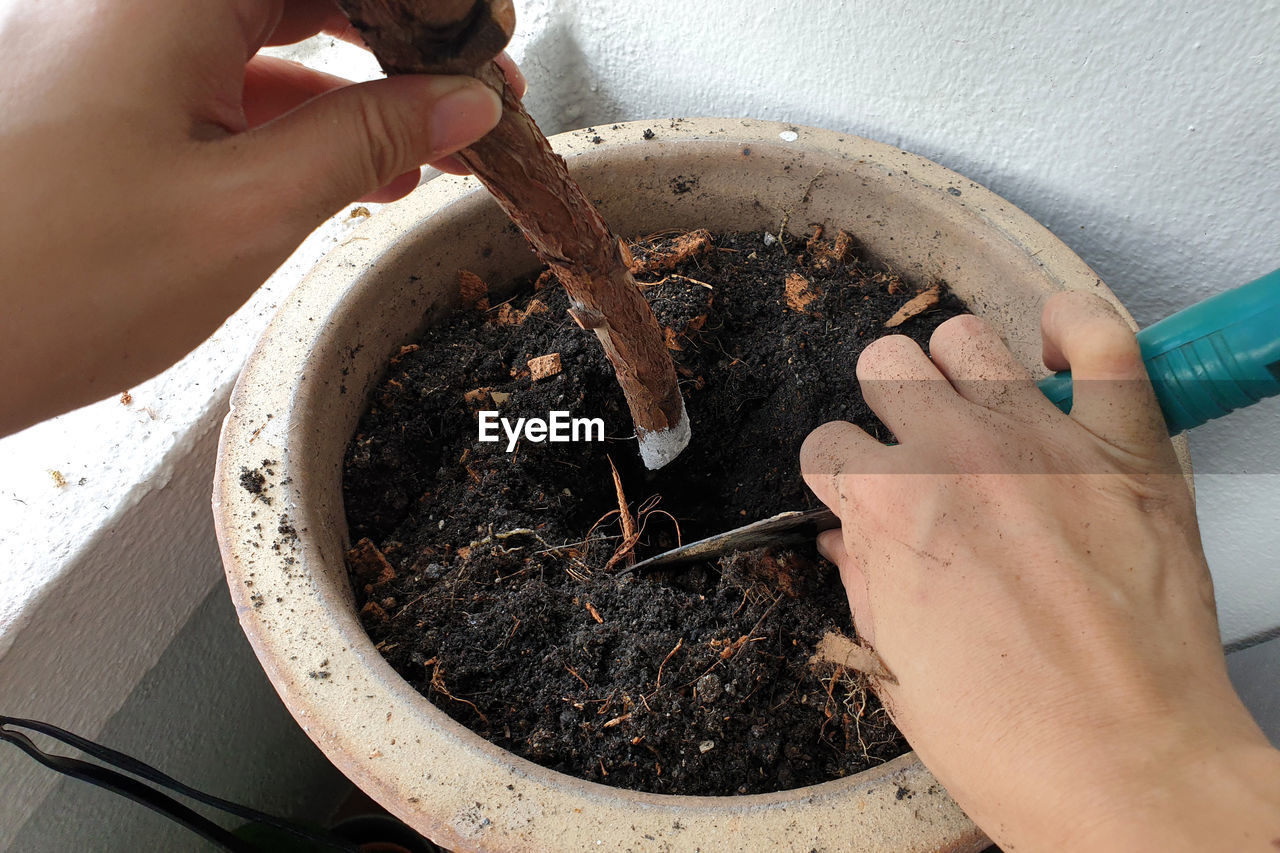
1037;268;1280;434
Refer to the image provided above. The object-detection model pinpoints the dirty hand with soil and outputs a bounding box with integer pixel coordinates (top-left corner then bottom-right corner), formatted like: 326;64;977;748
802;292;1280;851
0;0;522;437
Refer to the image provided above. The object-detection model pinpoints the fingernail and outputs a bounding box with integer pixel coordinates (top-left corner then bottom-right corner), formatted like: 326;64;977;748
428;78;503;155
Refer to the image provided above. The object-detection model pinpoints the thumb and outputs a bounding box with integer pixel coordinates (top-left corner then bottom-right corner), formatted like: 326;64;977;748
1040;291;1167;451
818;529;875;645
230;74;502;223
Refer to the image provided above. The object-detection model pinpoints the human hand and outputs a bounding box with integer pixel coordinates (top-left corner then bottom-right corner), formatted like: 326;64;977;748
800;293;1280;851
0;0;524;436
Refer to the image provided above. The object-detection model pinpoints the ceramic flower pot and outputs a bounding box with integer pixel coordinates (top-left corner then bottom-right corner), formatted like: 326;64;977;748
213;118;1190;852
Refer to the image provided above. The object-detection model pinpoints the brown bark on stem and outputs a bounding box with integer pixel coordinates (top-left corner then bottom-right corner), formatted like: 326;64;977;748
335;0;690;468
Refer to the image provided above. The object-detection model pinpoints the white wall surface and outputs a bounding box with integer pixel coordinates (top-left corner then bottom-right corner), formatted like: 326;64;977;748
1;0;1277;847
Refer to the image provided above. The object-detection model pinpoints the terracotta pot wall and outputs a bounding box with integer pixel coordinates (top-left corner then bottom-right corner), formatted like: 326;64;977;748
215;119;1189;852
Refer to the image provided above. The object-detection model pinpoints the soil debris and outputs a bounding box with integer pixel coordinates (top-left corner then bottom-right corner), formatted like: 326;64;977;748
239;466;269;503
885;284;943;328
785;272;821;314
495;297;549;326
528;353;563;381
805;226;855;273
343;228;966;795
627;229;713;275
347;537;397;588
810;631;895;682
361;600;389;626
390;344;420;364
458;269;490;311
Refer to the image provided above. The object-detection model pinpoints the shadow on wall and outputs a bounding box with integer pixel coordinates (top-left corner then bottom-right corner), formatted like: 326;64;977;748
852;126;1263;331
967;164;1227;328
10;586;351;852
1229;636;1280;747
518;21;626;134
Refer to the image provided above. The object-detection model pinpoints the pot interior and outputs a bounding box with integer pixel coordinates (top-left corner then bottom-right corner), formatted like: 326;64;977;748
304;135;1075;594
223;122;1127;851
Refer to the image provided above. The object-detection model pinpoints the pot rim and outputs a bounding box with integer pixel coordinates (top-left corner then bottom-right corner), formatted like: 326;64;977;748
214;117;1187;852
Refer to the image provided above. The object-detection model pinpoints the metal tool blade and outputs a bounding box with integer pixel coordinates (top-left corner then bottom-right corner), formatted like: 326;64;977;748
625;507;840;573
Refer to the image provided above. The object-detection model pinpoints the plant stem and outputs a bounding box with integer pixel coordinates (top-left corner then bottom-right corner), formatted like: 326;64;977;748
335;0;690;468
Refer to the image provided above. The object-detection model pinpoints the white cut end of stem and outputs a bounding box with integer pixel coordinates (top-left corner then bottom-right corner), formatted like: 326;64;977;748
637;398;691;470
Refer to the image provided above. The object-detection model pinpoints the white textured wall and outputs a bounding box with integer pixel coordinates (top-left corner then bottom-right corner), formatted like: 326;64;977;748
0;207;378;848
520;0;1277;326
2;0;1277;847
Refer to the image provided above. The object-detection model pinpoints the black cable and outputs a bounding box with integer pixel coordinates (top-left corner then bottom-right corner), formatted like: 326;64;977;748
0;716;360;852
0;724;252;851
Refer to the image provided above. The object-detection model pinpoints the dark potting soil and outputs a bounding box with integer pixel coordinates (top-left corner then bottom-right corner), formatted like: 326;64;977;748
340;228;966;796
